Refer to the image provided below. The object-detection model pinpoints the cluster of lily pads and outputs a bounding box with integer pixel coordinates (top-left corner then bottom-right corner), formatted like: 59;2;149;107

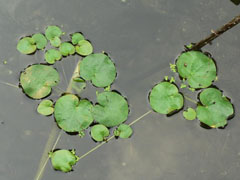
149;50;234;128
17;26;133;172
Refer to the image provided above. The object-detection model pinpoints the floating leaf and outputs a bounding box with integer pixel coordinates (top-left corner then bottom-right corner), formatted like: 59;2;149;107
71;33;84;45
183;108;196;120
80;53;116;87
20;64;59;99
45;26;62;40
93;91;129;127
91;124;109;142
37;99;54;116
49;149;79;173
176;51;217;89
45;49;62;64
17;37;36;54
76;40;93;56
114;124;133;139
32;33;47;50
149;82;184;114
59;42;75;56
196;88;234;128
54;94;93;132
50;36;61;47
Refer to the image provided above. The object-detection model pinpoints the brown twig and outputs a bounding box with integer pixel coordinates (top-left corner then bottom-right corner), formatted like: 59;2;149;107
189;14;240;51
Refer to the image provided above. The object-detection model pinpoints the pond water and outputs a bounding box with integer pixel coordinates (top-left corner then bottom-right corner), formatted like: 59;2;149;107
0;0;239;179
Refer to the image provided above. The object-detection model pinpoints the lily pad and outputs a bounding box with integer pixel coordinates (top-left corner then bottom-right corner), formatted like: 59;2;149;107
176;51;217;89
149;82;184;114
37;99;54;116
76;40;93;56
183;108;196;120
91;124;109;142
54;94;93;132
80;53;116;87
20;64;59;99
32;33;47;50
114;124;133;139
196;88;234;128
49;149;79;173
50;36;61;47
45;25;62;40
45;49;62;64
59;42;75;56
71;33;84;45
17;37;36;54
93;91;129;127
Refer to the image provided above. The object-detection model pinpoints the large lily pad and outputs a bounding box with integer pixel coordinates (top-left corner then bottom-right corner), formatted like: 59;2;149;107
20;64;59;99
176;51;217;89
91;124;109;142
149;82;184;114
17;37;36;54
80;53;116;87
54;94;93;132
32;33;47;50
93;91;129;127
196;88;234;128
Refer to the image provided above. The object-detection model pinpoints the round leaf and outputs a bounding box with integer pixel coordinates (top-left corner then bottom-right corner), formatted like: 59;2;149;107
71;33;84;45
114;124;133;139
17;37;36;54
183;108;196;120
196;88;234;128
80;53;116;87
50;149;78;173
54;94;93;132
176;51;217;88
59;42;75;56
45;25;62;40
32;33;47;50
93;91;129;127
45;49;62;64
149;82;184;114
37;99;54;116
20;64;59;99
76;40;93;56
91;124;109;142
50;36;61;47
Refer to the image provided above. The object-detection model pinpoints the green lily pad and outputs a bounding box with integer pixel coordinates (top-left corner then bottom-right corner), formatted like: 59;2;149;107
183;108;196;120
32;33;47;50
91;124;109;142
45;49;62;64
149;82;184;114
80;53;116;87
54;94;93;132
196;88;234;128
37;99;54;116
50;36;61;47
76;40;93;56
20;64;59;99
45;25;62;40
114;124;133;139
176;51;217;89
17;37;36;54
71;33;84;45
59;42;75;56
49;149;79;173
93;91;129;127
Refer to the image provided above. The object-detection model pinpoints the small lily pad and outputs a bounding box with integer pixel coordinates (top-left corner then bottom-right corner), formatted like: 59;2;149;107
54;94;93;132
183;108;196;120
37;99;54;116
91;124;109;142
49;149;79;173
45;49;62;64
17;37;36;54
20;64;59;99
76;40;93;56
80;53;116;87
93;91;129;127
59;42;75;56
50;36;61;47
71;33;84;45
45;26;62;40
32;33;47;50
114;124;133;139
149;82;184;114
196;88;234;128
176;51;217;89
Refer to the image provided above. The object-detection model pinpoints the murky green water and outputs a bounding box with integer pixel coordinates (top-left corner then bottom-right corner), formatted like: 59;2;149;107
0;0;239;179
